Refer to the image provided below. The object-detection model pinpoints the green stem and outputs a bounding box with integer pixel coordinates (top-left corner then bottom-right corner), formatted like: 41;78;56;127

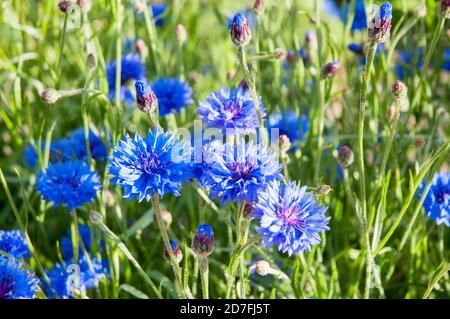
71;209;79;265
358;42;377;299
199;256;209;299
56;13;68;85
114;0;122;110
142;0;163;74
237;47;268;145
314;81;325;182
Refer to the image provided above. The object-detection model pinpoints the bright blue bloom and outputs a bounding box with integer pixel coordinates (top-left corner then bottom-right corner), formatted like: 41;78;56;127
202;140;283;206
151;77;193;116
198;87;265;136
24;139;75;168
152;4;167;27
442;49;450;72
0;255;39;299
192;224;215;256
45;256;108;299
380;2;393;20
107;54;147;104
109;128;192;201
348;43;364;55
60;225;104;259
395;50;423;80
418;172;449;227
68;128;108;162
267;111;309;148
36;161;101;211
0;230;29;259
252;181;330;255
343;0;367;31
322;0;341;18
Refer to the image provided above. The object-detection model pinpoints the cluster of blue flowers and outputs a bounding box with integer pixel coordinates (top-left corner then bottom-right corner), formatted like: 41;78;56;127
418;172;449;227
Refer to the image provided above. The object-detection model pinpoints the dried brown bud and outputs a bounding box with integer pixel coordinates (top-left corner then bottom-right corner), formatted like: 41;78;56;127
255;260;270;276
41;88;60;104
58;0;72;13
392;80;407;99
337;146;354;168
274;48;287;61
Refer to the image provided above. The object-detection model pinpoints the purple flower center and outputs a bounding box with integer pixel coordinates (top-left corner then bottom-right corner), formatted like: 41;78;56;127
278;205;305;229
228;162;255;180
140;152;160;173
0;277;13;299
224;100;242;120
435;187;448;204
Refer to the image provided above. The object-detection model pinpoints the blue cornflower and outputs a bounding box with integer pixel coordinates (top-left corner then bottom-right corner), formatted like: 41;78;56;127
0;230;29;259
252;181;330;256
395;50;424;80
442;49;450;72
192;224;215;257
267;111;309;149
202;139;283;206
24;139;75;168
36;161;101;211
198;87;265;136
68;128;108;162
45;256;107;299
60;225;104;259
189;139;224;184
343;0;367;31
108;128;192;201
107;54;147;104
348;43;385;66
151;77;193;116
418;172;449;227
0;255;39;299
152;4;167;27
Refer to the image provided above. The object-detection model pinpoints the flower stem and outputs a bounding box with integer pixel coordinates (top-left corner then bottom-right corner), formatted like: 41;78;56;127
71;209;79;265
357;42;377;299
199;256;209;299
56;13;68;86
237;47;268;145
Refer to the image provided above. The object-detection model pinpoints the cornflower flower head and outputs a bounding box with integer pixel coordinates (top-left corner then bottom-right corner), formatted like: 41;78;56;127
0;230;29;259
202;139;283;206
36;161;101;211
45;256;108;299
368;2;392;44
68;128;108;162
24;138;75;167
0;255;39;299
267;111;309;149
151;77;193;116
192;224;215;257
418;172;449;227
135;80;158;114
60;225;104;259
107;54;147;104
252;181;330;256
163;240;183;263
198;87;265;136
343;0;367;31
229;12;252;47
108;128;192;201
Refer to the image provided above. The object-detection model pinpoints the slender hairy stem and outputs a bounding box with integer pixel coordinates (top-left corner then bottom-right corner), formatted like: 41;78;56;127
71;209;79;265
314;81;325;182
357;42;377;299
114;0;122;110
199;256;209;299
237;47;268;145
56;13;68;85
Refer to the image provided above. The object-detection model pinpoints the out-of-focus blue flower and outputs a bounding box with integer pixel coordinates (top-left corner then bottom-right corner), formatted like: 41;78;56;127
322;0;342;18
192;224;215;257
44;256;108;299
36;161;101;211
107;54;147;104
24;139;75;168
418;172;449;227
152;4;167;27
348;43;385;66
267;111;309;149
442;49;450;72
342;0;367;31
151;78;193;116
68;128;108;162
0;230;29;259
202;139;283;206
60;225;104;259
395;50;424;80
198;87;265;136
0;255;39;299
109;128;192;201
252;181;330;256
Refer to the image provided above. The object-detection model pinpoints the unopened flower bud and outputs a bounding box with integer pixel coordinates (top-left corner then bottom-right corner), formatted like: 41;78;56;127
239;78;249;91
176;24;187;43
305;30;317;51
164;240;183;263
287;50;298;64
105;190;115;207
135;80;158;113
255;260;270;276
229;13;252;47
87;52;96;70
279;134;291;153
58;0;71;13
134;0;145;14
337;146;354;168
315;185;332;196
368;2;392;43
90;210;103;225
161;210;173;227
415;4;427;18
135;39;149;59
253;0;265;16
188;71;198;85
392;80;407;99
243;202;255;217
78;0;92;12
274;48;287;61
387;106;396;121
41;88;60;104
226;69;237;81
441;0;450;19
192;224;215;257
414;136;425;148
320;61;339;80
